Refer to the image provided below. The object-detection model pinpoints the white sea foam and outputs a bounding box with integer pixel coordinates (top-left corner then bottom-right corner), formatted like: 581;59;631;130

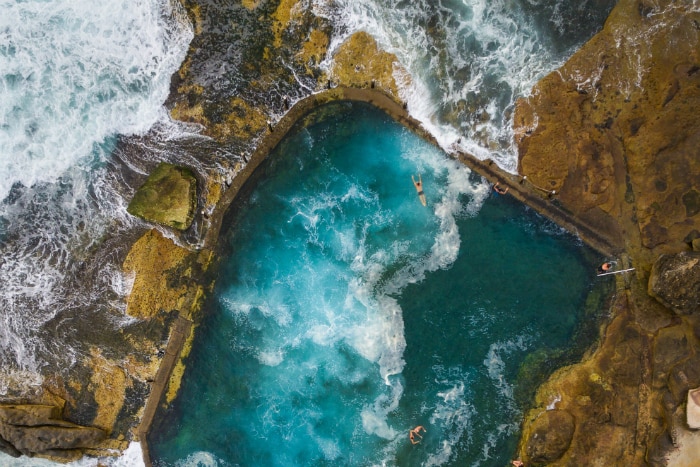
0;441;145;466
424;368;476;467
174;450;223;467
319;0;562;172
484;336;531;409
0;0;192;200
547;393;562;410
0;0;193;394
317;0;617;178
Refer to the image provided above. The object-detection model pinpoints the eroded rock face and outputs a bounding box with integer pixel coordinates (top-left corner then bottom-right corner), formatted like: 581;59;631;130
0;404;106;462
513;1;700;464
648;251;700;316
127;163;197;231
525;409;575;464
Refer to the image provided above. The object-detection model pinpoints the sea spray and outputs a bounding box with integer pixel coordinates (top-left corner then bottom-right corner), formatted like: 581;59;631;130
0;0;193;395
0;0;193;200
319;0;616;171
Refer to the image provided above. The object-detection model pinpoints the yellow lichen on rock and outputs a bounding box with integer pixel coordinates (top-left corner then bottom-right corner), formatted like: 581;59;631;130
241;0;262;10
170;83;208;127
86;348;127;433
297;28;329;72
210;96;268;142
171;101;208;127
181;3;203;36
271;0;302;48
122;229;193;319
330;31;408;100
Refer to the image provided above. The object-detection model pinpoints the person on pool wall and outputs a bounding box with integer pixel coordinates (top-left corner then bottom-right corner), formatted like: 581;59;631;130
412;174;427;206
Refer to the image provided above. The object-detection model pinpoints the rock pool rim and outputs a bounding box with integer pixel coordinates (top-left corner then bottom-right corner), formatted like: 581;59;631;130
137;86;619;467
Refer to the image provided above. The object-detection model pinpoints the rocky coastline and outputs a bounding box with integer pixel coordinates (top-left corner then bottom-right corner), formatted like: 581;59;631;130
1;0;697;465
511;1;700;464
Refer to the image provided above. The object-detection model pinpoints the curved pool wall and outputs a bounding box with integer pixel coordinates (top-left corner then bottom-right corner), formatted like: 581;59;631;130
148;101;602;466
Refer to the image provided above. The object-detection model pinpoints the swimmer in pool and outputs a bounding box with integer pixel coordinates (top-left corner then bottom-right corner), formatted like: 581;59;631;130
409;425;426;444
493;182;509;195
412;175;427;206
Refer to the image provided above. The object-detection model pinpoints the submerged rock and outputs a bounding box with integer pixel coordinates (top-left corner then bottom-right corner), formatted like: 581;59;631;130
127;163;197;231
648;251;700;315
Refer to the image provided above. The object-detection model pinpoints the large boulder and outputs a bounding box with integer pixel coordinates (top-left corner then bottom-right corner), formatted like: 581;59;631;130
525;409;576;464
0;405;62;426
648;251;700;315
127;162;197;231
0;423;106;454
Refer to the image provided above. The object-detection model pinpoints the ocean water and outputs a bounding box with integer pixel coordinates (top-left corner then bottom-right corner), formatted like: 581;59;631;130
149;102;600;466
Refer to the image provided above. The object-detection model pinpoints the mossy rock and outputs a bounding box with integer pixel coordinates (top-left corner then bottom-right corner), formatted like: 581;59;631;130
127;163;197;231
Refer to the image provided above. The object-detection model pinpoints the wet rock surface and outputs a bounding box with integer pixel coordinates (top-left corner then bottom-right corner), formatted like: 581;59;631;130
525;409;575;464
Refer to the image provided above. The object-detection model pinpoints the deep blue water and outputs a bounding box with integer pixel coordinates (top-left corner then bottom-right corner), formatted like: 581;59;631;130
149;102;600;466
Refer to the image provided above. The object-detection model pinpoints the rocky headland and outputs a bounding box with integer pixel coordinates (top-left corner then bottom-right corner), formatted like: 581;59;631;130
512;0;700;465
2;0;698;465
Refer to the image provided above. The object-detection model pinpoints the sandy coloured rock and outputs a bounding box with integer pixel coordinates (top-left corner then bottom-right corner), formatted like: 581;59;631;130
0;404;106;462
525;409;575;464
687;388;700;429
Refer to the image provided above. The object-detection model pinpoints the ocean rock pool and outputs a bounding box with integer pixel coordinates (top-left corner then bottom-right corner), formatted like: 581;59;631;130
149;102;604;466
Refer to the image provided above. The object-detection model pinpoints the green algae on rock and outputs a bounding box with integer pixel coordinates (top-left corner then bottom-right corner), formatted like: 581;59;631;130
127;163;197;231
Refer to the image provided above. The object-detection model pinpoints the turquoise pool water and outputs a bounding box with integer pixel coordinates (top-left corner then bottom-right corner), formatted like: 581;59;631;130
149;102;600;466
